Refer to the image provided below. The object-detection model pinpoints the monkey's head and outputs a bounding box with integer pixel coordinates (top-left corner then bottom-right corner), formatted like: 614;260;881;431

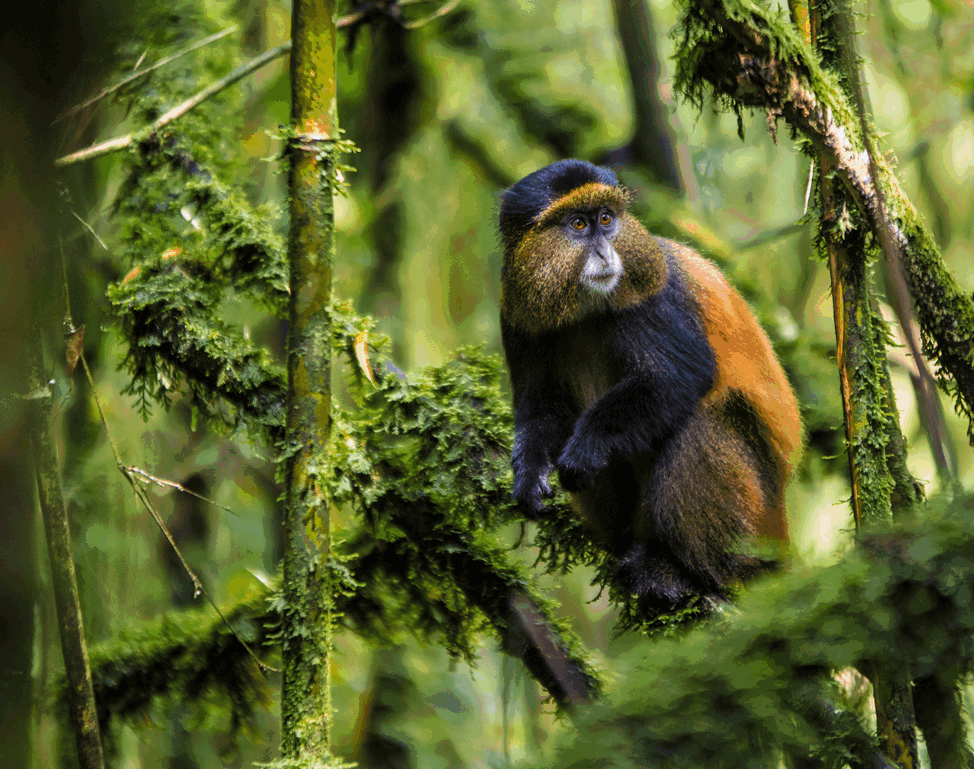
499;159;666;333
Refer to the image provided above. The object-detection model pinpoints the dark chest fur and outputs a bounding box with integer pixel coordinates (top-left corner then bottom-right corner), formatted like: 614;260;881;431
541;266;715;418
551;320;625;413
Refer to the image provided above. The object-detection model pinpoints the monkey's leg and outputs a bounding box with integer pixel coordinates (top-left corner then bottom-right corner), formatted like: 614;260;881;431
567;462;639;556
615;540;706;611
569;462;703;611
637;412;773;601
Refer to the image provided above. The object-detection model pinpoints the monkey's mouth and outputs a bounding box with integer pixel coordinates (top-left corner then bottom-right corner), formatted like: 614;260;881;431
581;271;621;295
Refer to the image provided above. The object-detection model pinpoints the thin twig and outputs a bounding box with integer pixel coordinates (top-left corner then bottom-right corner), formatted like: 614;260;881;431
339;0;448;27
126;465;240;517
803;161;814;215
77;347;277;676
121;464;278;675
737;220;806;251
70;211;108;251
55;0;466;167
53;26;238;125
402;0;463;29
124;468;205;598
58;239;277;676
55;42;291;167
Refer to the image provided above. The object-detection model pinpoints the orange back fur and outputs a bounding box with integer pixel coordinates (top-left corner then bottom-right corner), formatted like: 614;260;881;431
674;241;802;539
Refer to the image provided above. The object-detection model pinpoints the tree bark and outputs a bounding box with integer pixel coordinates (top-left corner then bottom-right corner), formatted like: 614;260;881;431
280;0;341;761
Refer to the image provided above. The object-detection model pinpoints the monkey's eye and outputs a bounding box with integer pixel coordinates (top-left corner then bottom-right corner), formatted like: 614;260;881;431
570;216;587;231
599;212;613;226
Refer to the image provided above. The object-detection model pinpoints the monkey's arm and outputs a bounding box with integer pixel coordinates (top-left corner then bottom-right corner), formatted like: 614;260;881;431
505;333;576;517
512;386;576;516
557;330;715;492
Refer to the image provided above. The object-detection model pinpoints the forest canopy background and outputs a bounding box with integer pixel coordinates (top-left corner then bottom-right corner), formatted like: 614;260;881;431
3;0;974;766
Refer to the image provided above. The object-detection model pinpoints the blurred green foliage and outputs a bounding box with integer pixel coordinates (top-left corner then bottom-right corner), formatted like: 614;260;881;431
539;503;974;768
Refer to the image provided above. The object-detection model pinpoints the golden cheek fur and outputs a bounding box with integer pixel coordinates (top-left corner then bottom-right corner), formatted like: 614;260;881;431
502;229;587;330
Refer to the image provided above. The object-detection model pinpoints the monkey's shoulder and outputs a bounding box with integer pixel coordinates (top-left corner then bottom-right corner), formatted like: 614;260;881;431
655;240;777;372
659;239;804;467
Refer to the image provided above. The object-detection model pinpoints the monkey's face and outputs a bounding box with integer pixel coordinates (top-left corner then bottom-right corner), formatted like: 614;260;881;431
499;166;666;333
563;207;624;298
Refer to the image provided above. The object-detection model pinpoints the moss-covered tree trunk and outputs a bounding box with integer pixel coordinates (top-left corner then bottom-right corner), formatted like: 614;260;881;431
803;5;920;764
280;0;340;762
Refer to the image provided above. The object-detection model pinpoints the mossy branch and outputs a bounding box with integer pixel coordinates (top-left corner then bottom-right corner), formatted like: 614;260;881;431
109;138;289;438
539;507;974;769
114;137;289;312
279;0;340;758
332;313;601;703
108;232;727;641
55;42;293;167
339;519;600;707
54;0;467;167
674;0;974;443
109;263;288;441
71;503;974;767
68;504;600;744
95;296;604;722
61;587;276;752
53;26;239;125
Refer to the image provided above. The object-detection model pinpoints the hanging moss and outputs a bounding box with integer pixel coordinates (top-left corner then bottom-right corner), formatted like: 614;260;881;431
55;586;276;757
109;259;287;435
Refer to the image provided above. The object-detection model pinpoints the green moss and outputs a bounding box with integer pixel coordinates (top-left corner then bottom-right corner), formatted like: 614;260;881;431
674;0;856;133
59;586;276;755
536;501;974;769
672;0;974;444
327;302;602;699
108;262;287;436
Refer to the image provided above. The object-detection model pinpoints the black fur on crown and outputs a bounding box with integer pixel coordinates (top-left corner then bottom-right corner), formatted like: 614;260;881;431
498;160;619;250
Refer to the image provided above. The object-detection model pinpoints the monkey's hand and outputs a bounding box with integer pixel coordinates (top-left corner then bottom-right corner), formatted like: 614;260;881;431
512;436;555;519
555;432;604;492
513;472;554;519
